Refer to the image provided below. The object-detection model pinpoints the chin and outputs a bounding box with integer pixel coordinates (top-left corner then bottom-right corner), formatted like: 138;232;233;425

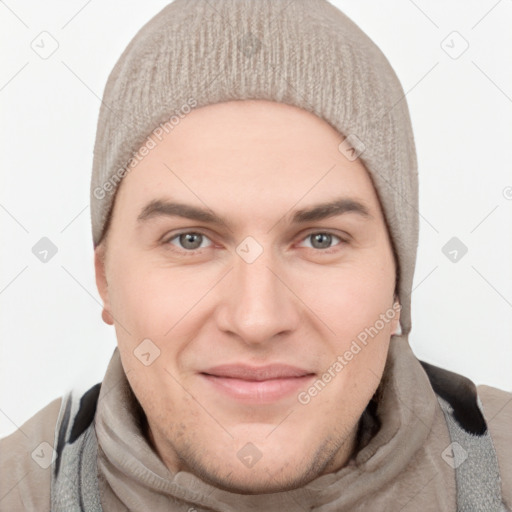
199;464;317;495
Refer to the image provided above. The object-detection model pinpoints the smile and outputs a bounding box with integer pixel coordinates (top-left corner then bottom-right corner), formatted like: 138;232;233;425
199;373;316;403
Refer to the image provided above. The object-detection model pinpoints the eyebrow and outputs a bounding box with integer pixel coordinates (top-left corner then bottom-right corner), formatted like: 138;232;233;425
136;197;372;228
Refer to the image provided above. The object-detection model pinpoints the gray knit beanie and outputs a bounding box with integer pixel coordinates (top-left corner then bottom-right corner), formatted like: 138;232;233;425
90;0;419;337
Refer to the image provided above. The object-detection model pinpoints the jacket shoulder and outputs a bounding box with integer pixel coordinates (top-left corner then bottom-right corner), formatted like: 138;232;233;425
0;397;62;512
477;384;512;508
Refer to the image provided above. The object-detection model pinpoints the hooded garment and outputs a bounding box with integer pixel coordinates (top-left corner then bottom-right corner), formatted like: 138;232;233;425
1;0;511;510
1;335;511;511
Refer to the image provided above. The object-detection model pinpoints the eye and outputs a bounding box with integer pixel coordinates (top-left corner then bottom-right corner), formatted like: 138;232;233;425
164;231;213;253
162;230;348;255
297;232;348;252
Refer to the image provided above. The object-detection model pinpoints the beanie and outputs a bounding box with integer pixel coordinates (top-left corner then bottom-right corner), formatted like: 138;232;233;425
90;0;419;337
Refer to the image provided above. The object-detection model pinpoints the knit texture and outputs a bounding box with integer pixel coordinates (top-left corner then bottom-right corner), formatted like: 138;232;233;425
90;0;419;336
436;396;507;511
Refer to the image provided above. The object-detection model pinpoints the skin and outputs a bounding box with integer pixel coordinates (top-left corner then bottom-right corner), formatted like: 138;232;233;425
94;99;400;494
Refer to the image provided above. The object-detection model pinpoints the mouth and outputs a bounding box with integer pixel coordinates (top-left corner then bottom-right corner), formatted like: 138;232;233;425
199;364;316;403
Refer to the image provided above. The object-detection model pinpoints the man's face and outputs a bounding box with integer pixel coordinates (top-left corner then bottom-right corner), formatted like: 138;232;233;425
95;99;400;493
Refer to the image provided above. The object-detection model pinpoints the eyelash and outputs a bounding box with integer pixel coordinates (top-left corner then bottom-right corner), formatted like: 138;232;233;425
162;230;349;256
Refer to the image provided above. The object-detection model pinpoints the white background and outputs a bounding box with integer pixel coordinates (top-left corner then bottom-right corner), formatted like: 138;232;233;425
1;0;511;438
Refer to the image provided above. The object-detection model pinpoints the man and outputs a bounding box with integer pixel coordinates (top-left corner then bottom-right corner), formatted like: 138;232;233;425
1;1;511;510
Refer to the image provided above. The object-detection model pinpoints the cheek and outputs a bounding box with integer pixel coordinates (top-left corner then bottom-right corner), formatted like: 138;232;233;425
107;256;217;380
310;290;393;415
296;248;395;381
108;255;187;336
303;259;394;333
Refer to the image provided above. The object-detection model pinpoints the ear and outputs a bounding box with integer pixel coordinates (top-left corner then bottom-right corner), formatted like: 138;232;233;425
390;296;401;336
94;243;114;325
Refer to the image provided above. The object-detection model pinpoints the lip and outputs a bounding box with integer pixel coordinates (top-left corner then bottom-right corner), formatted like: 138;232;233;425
202;363;313;380
199;364;316;403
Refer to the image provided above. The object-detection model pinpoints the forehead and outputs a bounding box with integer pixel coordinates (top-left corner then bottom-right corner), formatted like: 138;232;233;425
113;100;383;223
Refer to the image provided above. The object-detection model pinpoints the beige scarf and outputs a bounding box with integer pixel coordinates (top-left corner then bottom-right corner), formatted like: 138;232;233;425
93;334;456;511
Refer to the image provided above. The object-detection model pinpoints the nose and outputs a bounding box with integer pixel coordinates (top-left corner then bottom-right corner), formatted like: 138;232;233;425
215;243;302;347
